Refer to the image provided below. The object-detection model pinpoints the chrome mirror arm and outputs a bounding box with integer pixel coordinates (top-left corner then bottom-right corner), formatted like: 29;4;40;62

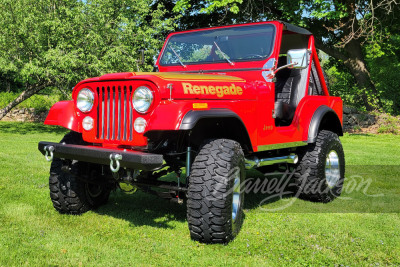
263;62;298;80
274;62;297;73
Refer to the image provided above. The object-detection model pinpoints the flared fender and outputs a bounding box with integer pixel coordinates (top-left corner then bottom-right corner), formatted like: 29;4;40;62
44;101;80;132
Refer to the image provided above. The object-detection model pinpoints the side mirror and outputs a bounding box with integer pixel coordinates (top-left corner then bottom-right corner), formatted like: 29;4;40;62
287;49;310;69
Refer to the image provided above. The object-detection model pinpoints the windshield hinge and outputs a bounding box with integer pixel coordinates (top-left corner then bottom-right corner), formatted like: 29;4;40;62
167;84;174;101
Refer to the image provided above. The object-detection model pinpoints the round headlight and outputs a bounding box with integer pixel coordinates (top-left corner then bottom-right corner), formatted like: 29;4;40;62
77;88;94;113
132;86;153;113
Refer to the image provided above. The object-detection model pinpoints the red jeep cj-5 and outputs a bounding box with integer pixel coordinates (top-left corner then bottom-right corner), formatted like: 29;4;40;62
39;21;345;243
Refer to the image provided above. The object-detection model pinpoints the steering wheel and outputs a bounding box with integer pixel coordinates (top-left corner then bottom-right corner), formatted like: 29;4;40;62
243;54;264;59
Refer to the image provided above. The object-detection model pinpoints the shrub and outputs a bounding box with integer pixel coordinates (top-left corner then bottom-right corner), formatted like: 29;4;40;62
0;89;68;112
377;114;400;134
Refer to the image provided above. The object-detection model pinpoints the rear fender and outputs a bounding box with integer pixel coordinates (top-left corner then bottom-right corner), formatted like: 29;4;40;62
308;105;343;143
44;101;80;132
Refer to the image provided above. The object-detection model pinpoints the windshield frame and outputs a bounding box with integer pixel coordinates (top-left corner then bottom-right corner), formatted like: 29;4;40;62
159;23;277;67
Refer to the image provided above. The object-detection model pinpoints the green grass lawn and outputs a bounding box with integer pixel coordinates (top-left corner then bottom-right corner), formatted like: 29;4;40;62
0;122;399;266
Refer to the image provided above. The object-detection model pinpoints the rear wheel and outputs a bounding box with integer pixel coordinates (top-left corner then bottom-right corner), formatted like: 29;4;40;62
187;139;245;243
49;131;112;214
294;130;345;202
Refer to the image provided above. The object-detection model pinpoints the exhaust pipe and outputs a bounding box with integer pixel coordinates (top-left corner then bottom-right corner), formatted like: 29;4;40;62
245;153;298;169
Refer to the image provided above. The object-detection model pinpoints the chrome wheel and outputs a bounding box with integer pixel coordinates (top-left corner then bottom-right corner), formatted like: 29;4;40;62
232;175;241;223
325;150;340;188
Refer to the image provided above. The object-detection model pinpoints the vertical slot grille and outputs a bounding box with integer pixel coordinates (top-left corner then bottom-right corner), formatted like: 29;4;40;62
97;85;133;141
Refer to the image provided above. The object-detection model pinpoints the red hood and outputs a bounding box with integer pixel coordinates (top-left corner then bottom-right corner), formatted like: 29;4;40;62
74;72;262;100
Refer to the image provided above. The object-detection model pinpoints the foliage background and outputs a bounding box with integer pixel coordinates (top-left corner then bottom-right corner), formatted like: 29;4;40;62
0;0;177;117
0;0;399;115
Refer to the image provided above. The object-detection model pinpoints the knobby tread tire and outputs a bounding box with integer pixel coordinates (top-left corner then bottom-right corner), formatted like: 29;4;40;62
49;131;110;215
187;139;245;244
294;130;345;203
49;159;91;214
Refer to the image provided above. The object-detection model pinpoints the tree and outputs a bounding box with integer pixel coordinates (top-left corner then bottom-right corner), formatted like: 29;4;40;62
301;0;399;111
0;0;177;120
173;0;400;111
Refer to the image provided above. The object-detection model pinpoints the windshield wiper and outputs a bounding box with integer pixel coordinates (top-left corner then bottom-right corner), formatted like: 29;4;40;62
170;47;187;68
213;41;234;66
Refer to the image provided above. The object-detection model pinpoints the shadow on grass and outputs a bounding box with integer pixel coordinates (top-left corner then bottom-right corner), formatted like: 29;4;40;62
244;168;296;210
346;133;375;137
94;169;293;229
0;121;68;135
95;190;187;229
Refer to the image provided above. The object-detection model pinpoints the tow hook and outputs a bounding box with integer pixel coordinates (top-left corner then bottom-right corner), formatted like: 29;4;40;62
109;153;122;173
44;145;55;162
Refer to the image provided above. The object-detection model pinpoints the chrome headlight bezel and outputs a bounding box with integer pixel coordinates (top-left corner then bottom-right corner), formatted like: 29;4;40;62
76;88;95;113
132;86;153;114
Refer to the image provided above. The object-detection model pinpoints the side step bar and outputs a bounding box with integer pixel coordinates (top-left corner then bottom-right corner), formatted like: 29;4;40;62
245;154;298;169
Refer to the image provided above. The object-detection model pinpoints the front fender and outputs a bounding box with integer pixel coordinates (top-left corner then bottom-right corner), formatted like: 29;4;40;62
44;101;80;132
179;109;243;130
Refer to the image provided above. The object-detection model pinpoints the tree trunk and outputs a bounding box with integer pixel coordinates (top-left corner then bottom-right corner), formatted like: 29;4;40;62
342;38;381;111
315;38;381;111
0;83;50;120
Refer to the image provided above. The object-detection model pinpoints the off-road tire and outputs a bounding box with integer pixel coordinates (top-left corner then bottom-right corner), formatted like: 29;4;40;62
294;130;345;202
187;139;245;243
49;131;111;214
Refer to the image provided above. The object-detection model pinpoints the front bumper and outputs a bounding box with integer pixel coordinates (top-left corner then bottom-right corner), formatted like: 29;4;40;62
38;141;163;171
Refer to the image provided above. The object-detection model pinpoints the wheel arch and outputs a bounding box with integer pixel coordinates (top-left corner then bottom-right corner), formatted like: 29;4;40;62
308;105;343;143
179;109;253;153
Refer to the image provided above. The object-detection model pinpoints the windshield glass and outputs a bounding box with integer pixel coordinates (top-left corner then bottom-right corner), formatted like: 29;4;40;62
159;24;275;66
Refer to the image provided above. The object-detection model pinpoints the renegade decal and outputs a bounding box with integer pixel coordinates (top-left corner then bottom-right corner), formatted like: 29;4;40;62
182;83;243;98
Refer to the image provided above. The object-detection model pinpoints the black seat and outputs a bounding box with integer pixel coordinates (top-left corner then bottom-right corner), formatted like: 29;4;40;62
274;57;303;125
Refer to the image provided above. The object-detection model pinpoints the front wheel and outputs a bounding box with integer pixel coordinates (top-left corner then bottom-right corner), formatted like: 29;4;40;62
49;131;112;214
186;139;245;243
294;130;345;202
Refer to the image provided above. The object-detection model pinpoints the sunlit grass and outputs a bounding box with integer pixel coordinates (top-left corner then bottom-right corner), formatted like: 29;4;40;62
0;122;399;266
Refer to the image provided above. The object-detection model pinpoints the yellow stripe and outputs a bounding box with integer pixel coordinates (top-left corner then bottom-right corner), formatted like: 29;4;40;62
132;72;245;82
